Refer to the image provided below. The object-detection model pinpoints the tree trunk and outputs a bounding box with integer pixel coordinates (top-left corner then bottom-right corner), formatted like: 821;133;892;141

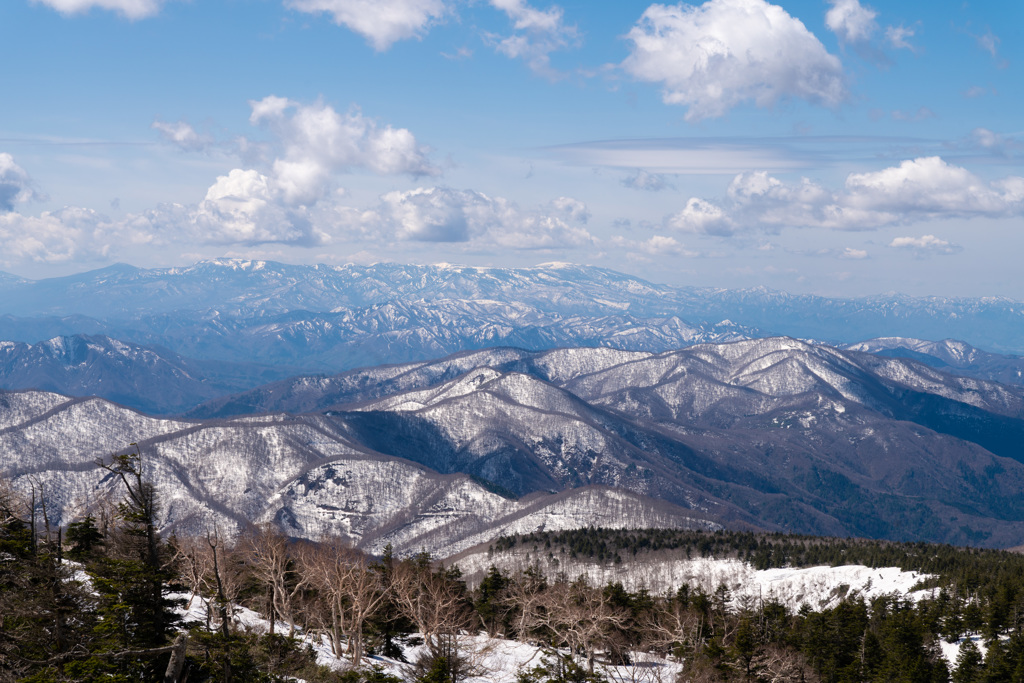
163;634;188;683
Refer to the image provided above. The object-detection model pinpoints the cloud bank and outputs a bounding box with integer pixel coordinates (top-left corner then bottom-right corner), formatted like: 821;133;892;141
670;157;1024;233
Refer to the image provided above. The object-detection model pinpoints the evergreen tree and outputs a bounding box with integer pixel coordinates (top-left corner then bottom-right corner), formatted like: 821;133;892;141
71;445;181;681
953;640;983;683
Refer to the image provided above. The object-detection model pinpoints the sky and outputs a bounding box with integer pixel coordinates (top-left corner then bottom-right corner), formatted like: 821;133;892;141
0;0;1022;297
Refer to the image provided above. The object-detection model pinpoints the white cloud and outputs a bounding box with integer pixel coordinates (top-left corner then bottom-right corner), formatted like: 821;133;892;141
666;197;734;235
843;157;1022;216
486;0;579;77
970;128;1021;156
196;169;317;245
888;234;962;255
152;120;211;152
30;0;163;19
247;96;438;206
0;207;115;264
622;169;673;191
371;186;593;248
840;247;867;259
284;0;448;51
825;0;877;44
622;0;845;121
125;170;325;247
123;97;439;248
610;234;697;257
0;154;43;211
672;157;1024;233
885;24;915;50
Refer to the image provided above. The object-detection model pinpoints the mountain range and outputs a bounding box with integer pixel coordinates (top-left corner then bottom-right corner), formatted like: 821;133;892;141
4;260;1024;554
1;259;1023;416
5;336;1024;553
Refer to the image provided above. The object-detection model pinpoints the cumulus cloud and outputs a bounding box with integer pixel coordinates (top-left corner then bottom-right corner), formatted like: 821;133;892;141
125;169;328;248
369;186;593;248
0;154;43;211
622;169;673;192
247;96;438;206
486;0;580;76
30;0;163;19
666;197;734;235
622;0;845;121
126;96;439;248
0;207;116;264
673;157;1024;233
825;0;877;44
152;119;212;152
888;234;962;256
285;0;448;51
843;157;1023;216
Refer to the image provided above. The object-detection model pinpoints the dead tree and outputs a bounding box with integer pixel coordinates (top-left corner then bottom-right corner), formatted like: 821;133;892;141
243;524;308;638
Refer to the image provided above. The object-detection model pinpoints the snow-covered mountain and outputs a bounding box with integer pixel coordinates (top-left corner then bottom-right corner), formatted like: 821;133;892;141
1;260;1023;378
7;337;1024;550
0;390;717;557
846;337;1024;387
0;335;295;414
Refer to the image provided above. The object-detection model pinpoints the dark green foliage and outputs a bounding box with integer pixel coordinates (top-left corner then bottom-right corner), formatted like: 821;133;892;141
65;515;103;561
516;654;608;683
474;566;510;637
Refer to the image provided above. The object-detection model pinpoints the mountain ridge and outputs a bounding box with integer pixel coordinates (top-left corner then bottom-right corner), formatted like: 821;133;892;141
6;337;1024;550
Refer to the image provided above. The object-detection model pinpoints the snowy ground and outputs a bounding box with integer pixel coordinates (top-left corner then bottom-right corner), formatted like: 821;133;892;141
455;554;938;612
172;591;682;682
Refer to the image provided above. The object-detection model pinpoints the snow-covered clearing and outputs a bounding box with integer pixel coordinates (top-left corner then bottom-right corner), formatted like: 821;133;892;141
173;591;682;682
456;555;937;612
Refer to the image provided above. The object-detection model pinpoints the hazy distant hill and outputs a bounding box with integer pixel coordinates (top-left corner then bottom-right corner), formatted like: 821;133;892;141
0;335;297;414
0;261;1022;376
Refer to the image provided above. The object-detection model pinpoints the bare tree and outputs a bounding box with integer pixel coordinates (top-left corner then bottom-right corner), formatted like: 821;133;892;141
504;565;549;643
391;559;475;643
298;536;388;666
755;644;820;683
638;595;706;662
538;576;631;673
242;524;308;638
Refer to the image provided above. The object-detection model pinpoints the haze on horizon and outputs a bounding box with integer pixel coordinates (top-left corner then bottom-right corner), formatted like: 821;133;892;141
1;0;1022;298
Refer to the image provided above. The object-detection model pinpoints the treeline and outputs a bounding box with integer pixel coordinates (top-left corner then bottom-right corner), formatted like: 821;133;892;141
4;455;1024;682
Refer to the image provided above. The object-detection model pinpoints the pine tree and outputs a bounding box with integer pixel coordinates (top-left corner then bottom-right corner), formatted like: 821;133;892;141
71;445;181;682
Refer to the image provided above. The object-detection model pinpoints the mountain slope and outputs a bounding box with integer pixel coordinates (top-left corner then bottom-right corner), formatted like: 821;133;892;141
0;390;717;557
847;337;1024;387
192;338;1024;547
0;335;297;414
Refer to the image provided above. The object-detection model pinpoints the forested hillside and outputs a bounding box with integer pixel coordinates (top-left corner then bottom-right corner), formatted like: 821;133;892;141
4;464;1024;683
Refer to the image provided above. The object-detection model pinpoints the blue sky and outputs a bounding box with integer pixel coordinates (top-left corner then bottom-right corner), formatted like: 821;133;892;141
1;0;1021;297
